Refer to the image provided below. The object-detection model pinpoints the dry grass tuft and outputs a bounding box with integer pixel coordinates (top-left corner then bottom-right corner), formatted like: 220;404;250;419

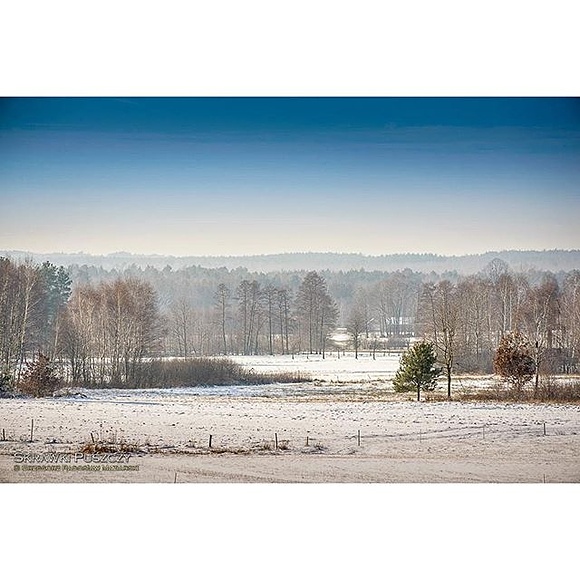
80;441;142;454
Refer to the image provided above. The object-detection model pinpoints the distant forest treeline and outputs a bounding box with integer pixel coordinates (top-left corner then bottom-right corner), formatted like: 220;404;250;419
3;249;580;274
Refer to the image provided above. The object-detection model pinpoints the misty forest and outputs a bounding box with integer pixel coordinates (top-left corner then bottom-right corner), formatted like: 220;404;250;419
1;251;580;397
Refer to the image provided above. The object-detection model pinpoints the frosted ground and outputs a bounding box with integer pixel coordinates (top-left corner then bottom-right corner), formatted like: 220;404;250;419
1;354;579;483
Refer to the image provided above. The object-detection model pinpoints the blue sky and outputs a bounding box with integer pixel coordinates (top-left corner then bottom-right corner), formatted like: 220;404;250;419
1;97;579;256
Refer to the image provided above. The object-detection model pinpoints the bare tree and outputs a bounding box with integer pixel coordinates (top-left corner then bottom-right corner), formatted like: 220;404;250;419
296;271;338;357
418;280;460;399
214;283;231;355
0;259;47;383
346;298;367;359
169;296;195;358
262;285;278;356
521;274;561;393
276;288;292;355
456;276;493;372
60;283;100;384
372;271;419;340
236;280;262;355
561;271;580;372
0;258;21;378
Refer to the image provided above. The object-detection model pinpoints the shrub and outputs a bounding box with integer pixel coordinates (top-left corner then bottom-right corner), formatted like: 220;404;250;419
18;353;61;397
536;376;580;402
493;332;535;396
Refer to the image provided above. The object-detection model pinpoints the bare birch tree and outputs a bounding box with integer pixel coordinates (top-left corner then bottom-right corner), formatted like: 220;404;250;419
418;280;460;399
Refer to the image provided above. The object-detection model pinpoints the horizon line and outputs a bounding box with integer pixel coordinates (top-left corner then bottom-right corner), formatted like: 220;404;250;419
2;248;579;260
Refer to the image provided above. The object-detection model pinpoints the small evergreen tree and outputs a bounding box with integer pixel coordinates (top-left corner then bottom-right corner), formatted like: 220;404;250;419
493;332;536;395
393;341;441;401
0;370;13;397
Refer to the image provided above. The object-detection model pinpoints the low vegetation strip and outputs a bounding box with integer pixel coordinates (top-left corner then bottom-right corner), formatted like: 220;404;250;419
457;377;580;403
120;357;310;389
1;357;310;396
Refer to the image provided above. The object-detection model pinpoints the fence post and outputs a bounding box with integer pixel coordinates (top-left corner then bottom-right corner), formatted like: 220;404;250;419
357;429;361;446
209;434;212;448
543;422;546;436
275;433;278;450
30;419;34;443
306;436;309;446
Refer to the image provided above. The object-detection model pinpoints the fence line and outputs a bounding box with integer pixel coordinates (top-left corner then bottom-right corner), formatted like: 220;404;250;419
4;420;578;448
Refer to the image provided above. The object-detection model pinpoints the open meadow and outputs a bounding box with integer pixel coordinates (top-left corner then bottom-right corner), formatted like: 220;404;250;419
1;354;579;483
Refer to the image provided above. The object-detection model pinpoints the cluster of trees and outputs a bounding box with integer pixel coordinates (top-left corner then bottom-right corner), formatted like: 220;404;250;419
391;331;559;401
0;258;70;390
383;259;580;400
2;254;580;396
0;257;339;390
0;257;163;390
173;271;338;358
61;278;163;386
414;261;580;396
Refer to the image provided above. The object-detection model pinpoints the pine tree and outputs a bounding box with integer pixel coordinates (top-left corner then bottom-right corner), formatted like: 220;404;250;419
393;341;441;401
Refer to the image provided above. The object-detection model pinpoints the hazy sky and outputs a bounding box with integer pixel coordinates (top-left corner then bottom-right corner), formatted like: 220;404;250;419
1;97;579;256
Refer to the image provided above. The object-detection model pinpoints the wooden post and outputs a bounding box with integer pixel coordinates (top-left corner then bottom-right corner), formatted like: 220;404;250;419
209;434;212;448
90;432;95;443
543;422;546;436
174;472;178;483
357;429;361;446
275;433;278;450
30;419;34;443
306;436;309;446
2;428;5;441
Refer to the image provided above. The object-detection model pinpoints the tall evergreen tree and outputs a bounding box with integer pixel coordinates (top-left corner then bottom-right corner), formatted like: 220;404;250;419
39;261;72;357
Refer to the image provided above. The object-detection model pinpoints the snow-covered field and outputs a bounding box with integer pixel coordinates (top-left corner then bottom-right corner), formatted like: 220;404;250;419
1;354;579;483
233;352;402;383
